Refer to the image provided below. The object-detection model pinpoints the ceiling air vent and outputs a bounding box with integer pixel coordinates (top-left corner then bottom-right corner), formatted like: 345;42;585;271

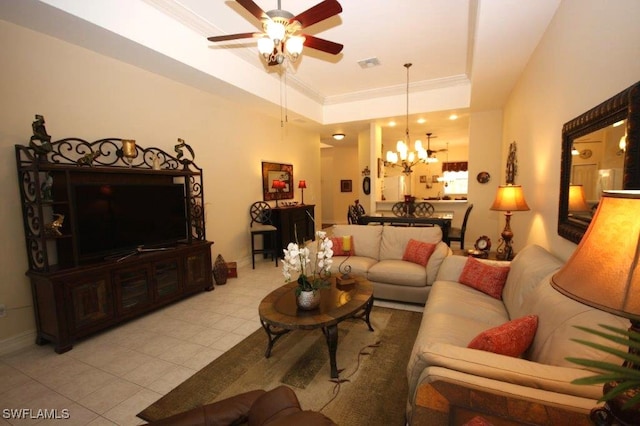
358;57;381;69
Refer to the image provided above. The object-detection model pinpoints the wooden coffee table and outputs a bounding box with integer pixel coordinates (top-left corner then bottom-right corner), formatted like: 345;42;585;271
258;275;374;378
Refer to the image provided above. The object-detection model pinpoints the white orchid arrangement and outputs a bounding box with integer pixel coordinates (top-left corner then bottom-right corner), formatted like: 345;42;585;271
282;230;334;295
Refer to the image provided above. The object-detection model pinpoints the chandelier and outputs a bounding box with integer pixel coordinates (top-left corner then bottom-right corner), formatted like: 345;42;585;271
256;11;304;65
385;63;437;175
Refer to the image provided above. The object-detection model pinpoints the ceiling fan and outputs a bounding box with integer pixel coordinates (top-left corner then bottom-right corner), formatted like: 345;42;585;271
207;0;343;66
425;133;448;158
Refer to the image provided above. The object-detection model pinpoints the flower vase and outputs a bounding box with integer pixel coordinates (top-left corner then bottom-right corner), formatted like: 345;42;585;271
296;290;321;310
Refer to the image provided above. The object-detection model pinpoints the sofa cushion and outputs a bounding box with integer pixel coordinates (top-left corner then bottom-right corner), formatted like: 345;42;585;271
426;242;452;286
330;236;354;256
402;239;437;266
413;281;510;352
467;315;538;357
521;277;629;369
502;244;564;319
368;259;427;287
379;226;442;260
330;225;382;260
459;257;510;300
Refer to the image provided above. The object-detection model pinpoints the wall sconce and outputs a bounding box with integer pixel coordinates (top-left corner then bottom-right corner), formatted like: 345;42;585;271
619;134;627;155
121;139;136;166
298;180;307;205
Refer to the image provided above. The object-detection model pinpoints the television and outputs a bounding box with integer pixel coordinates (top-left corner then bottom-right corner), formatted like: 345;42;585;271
73;183;189;260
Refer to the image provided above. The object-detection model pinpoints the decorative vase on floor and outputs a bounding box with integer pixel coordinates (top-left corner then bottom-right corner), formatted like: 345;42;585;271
296;290;321;310
213;254;228;285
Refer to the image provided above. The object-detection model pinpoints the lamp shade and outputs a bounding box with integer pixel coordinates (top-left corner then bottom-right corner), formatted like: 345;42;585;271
272;180;285;190
298;180;307;189
568;184;590;212
551;191;640;321
490;185;530;212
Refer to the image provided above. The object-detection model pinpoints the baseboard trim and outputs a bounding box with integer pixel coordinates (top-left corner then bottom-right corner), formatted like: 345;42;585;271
0;330;36;356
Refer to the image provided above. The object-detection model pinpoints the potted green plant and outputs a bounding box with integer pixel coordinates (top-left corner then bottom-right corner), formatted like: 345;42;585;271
567;323;640;424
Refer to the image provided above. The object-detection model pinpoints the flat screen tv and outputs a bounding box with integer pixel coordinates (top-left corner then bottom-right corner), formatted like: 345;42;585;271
73;183;189;260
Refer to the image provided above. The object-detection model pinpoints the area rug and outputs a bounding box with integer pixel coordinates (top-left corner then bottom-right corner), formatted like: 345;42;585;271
138;306;422;425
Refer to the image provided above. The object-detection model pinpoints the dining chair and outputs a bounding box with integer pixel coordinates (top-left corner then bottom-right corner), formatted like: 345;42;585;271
448;204;473;250
249;201;278;269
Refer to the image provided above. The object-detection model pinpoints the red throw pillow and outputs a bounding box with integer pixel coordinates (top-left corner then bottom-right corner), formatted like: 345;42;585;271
458;257;510;299
330;236;354;256
468;315;538;357
402;239;437;267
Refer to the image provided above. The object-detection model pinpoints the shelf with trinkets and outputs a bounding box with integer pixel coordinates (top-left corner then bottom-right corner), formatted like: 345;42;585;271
15;115;213;353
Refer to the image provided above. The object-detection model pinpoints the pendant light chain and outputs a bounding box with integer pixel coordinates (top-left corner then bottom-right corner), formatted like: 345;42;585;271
280;69;289;128
405;63;412;146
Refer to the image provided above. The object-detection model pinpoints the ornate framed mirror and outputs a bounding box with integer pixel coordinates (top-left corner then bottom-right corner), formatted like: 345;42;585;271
558;81;640;243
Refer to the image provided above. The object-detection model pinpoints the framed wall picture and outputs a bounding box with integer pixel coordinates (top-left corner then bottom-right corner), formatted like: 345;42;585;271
419;175;427;183
341;179;352;192
262;162;293;201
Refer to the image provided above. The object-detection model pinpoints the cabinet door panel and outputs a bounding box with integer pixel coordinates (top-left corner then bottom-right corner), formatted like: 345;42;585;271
114;266;153;315
185;251;212;290
154;258;180;301
66;276;114;332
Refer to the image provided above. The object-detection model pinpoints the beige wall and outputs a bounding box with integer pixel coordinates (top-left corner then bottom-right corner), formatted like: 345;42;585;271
0;20;321;349
320;144;360;225
501;0;640;261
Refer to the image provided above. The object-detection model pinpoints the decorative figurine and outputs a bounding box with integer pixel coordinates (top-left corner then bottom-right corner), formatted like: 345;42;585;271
29;114;53;156
41;173;53;201
77;151;101;166
174;138;195;166
45;214;65;236
151;153;161;170
506;141;518;185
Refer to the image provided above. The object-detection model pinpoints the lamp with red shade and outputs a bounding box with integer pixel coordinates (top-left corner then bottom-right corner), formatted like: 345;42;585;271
298;180;307;205
272;180;286;207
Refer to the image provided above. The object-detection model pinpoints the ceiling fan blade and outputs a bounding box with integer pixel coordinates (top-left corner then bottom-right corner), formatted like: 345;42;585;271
207;32;257;42
236;0;268;21
303;35;343;55
292;0;342;29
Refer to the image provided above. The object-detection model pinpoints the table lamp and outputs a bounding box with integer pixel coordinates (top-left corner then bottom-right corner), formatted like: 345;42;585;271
568;184;591;213
551;190;640;425
272;180;285;207
298;180;307;205
490;184;530;260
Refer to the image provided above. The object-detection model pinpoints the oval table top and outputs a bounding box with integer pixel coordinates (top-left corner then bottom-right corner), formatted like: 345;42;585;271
259;275;373;330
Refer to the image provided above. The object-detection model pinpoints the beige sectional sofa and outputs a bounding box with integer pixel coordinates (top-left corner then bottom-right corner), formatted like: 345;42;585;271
325;224;451;304
406;244;628;424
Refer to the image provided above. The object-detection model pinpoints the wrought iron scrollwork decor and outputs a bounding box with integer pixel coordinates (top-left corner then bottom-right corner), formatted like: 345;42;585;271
15;136;206;272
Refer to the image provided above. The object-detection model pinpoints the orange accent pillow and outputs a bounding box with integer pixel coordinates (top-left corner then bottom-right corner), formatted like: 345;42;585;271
468;315;538;357
458;257;510;299
402;239;437;267
463;416;494;426
330;236;354;256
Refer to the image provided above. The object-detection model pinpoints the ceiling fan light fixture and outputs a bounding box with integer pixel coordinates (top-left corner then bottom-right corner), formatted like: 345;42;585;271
285;35;305;57
258;36;275;55
265;21;286;44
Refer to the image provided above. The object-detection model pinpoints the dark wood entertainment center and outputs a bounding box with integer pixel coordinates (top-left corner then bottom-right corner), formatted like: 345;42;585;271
15;135;213;353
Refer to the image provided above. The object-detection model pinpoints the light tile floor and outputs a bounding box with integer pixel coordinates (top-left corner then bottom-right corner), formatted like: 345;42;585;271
0;259;422;425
